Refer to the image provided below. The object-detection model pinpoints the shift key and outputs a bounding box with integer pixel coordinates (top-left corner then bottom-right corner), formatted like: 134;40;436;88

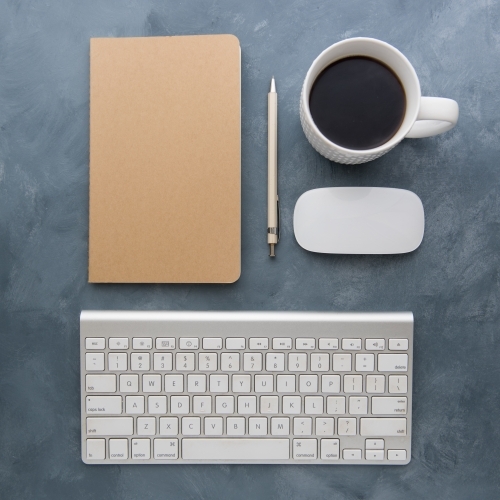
360;418;406;436
87;417;133;436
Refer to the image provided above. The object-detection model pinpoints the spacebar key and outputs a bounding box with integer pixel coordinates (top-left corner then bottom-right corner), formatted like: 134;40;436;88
182;439;289;460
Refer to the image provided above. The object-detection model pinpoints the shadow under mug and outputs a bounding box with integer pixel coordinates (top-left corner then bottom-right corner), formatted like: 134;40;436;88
300;38;459;165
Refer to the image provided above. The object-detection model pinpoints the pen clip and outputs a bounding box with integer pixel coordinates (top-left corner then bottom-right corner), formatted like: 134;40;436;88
276;195;280;242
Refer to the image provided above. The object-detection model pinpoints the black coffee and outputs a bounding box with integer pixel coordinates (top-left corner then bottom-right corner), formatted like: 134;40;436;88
309;56;406;150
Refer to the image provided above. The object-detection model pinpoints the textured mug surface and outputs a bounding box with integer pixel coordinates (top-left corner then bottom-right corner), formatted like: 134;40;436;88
300;38;459;164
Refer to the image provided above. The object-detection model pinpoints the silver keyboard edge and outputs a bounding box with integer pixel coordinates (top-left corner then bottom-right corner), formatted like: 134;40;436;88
81;311;413;465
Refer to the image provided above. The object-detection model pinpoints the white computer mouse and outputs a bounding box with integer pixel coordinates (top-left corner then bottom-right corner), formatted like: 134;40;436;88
293;187;424;254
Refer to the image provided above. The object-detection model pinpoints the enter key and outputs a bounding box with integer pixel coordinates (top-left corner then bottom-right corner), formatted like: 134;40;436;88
371;397;407;415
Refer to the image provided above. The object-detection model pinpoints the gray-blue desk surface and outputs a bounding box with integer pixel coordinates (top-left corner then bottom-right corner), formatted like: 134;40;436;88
1;1;499;498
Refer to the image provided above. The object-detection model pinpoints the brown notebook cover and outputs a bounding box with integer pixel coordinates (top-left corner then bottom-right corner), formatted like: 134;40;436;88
89;35;241;283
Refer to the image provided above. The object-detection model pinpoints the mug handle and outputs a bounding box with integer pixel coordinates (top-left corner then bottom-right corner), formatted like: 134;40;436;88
405;97;459;138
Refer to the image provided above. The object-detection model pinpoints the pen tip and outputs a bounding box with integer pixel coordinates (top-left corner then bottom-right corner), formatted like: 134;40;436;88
270;77;276;93
270;243;275;257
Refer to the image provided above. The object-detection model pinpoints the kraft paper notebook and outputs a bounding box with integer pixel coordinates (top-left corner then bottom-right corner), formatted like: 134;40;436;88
89;35;241;283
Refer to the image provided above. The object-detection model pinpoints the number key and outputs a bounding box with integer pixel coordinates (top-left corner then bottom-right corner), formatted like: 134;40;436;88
130;353;150;371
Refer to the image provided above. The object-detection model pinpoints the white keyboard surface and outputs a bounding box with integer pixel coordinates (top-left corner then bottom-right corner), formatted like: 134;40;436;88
81;311;413;464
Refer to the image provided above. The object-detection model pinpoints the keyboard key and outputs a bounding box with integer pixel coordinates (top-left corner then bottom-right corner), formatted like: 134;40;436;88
155;338;175;349
365;439;384;449
288;353;307;372
153;353;173;371
159;417;178;436
244;353;262;371
272;338;292;349
86;374;116;393
238;395;257;414
388;375;408;394
304;396;323;414
232;374;251;392
193;395;212;414
342;338;361;350
283;396;301;414
182;439;290;460
227;417;246;436
366;450;384;460
226;338;245;349
293;439;317;459
355;354;374;372
221;353;239;371
86;353;104;371
321;375;340;393
202;337;222;350
249;417;267;435
86;396;122;415
179;338;199;349
389;338;409;350
182;417;201;435
343;449;361;460
321;439;340;460
388;449;407;461
109;438;128;460
199;353;218;371
277;374;295;392
378;354;408;372
316;417;334;435
204;417;223;435
109;353;127;371
299;375;318;393
131;439;150;459
215;395;234;414
109;337;129;349
210;374;229;393
170;395;190;414
260;395;279;414
360;418;407;436
366;375;385;393
371;397;407;415
137;417;156;435
125;395;144;414
187;374;206;393
310;353;329;371
338;418;356;435
86;338;105;350
249;338;269;349
86;417;133;436
326;396;346;415
349;396;368;415
143;374;162;393
266;353;285;371
333;353;351;371
365;338;385;350
295;338;315;350
176;353;195;371
164;374;183;392
148;395;167;414
130;353;150;371
132;338;152;349
120;374;139;393
344;375;362;393
86;439;105;460
154;439;178;459
255;374;273;393
271;417;289;435
319;338;338;350
293;417;312;435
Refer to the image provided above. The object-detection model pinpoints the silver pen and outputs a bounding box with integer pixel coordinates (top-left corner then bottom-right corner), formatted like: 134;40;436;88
267;77;279;257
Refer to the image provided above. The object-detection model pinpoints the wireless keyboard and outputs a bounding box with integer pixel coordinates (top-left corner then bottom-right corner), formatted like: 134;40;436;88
81;311;413;464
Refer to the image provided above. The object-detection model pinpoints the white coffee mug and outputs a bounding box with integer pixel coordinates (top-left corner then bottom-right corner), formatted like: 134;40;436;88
300;38;459;164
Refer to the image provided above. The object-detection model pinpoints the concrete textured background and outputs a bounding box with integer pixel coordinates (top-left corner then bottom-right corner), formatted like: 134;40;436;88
1;0;499;498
